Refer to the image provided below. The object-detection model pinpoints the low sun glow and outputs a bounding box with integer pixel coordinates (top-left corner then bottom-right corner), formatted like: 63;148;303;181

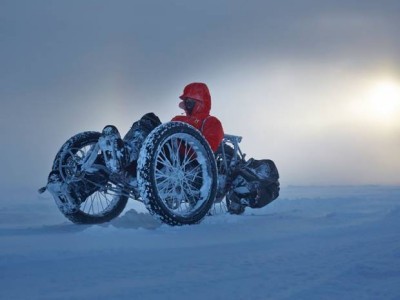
367;80;400;120
349;78;400;126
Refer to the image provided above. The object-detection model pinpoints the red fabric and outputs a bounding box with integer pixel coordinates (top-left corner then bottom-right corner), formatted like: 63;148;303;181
172;115;224;152
172;83;224;152
179;82;211;113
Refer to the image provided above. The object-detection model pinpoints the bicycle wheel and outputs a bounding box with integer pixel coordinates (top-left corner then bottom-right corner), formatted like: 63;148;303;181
137;122;217;226
51;131;128;224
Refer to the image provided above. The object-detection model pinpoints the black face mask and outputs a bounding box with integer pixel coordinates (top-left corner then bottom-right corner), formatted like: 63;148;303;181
184;99;196;115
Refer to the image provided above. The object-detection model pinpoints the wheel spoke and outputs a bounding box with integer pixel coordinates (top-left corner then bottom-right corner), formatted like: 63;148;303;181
152;131;213;217
157;149;174;169
58;139;128;217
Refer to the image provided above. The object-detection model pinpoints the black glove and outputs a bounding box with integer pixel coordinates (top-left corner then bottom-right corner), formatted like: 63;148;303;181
140;112;162;130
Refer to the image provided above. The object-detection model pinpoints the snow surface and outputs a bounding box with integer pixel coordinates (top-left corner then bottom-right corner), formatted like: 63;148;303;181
1;185;400;300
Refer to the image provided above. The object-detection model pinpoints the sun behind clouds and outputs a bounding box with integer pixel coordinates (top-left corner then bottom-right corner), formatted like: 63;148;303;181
367;79;400;121
348;77;400;127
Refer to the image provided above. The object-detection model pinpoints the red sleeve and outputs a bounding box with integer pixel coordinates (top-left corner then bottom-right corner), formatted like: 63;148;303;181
202;117;224;152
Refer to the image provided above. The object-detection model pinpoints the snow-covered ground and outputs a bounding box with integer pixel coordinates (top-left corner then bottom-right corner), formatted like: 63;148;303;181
1;185;399;300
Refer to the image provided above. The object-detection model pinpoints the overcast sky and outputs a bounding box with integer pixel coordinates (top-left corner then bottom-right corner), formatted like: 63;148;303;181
1;0;400;189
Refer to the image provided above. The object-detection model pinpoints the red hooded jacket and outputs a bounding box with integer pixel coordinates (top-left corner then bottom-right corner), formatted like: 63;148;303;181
171;83;224;152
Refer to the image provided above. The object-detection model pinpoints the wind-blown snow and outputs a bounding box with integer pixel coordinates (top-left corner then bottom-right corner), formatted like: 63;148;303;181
1;185;399;299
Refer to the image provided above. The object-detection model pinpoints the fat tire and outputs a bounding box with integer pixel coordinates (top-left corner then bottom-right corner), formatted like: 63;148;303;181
215;144;234;202
52;131;128;224
215;144;246;215
137;122;217;226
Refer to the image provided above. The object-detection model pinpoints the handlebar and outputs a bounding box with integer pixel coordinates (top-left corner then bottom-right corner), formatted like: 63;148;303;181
223;134;242;143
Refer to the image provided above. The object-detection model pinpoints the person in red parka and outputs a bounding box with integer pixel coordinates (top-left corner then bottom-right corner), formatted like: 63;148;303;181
172;82;224;152
99;82;224;173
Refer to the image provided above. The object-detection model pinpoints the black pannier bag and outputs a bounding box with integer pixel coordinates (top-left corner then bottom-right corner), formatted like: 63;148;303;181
231;158;280;208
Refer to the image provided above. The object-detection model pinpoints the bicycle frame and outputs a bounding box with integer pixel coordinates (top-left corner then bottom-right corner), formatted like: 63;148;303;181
220;134;245;174
61;132;247;205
